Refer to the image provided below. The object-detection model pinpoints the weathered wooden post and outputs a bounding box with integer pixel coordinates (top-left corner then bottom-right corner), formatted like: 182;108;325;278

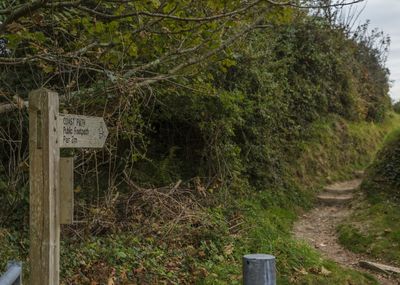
243;254;276;285
29;88;109;284
60;157;74;225
29;89;60;285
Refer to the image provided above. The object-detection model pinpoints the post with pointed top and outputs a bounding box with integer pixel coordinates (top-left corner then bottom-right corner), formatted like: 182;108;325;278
243;254;276;285
29;89;60;285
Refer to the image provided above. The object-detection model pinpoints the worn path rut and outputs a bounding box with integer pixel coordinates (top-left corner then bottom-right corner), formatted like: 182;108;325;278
293;177;399;285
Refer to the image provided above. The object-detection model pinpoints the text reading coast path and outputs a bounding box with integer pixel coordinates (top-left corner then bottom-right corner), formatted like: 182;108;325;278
58;114;108;148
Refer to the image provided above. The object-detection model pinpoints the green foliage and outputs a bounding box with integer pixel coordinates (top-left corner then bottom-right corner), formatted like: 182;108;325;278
337;126;400;266
0;2;392;217
0;1;394;284
199;190;377;285
362;127;400;201
0;229;28;272
338;201;400;266
135;18;392;193
337;224;374;253
2;113;396;284
294;113;400;185
393;101;400;114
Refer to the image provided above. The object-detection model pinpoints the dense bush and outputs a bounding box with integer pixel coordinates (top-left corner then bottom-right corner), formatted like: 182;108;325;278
0;6;392;227
138;18;392;193
394;102;400;114
362;129;400;201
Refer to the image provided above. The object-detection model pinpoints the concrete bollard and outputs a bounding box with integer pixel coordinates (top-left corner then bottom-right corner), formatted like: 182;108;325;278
243;254;276;285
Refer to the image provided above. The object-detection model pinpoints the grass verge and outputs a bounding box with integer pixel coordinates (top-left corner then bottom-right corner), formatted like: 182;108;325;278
338;120;400;267
338;200;400;266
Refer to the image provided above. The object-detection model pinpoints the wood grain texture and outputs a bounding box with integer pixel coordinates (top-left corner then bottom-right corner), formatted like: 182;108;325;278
29;89;60;285
60;157;74;225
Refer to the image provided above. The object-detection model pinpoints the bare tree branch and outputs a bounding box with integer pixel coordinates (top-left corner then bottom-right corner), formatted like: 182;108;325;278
0;0;49;32
0;96;28;114
266;0;365;9
131;10;268;88
74;0;262;22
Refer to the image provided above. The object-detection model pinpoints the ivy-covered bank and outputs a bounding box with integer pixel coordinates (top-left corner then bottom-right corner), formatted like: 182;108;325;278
0;1;394;284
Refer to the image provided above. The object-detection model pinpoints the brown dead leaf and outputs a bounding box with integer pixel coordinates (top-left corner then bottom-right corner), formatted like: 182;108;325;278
7;22;25;33
320;266;332;276
294;267;308;275
309;266;331;276
133;264;145;274
32;13;44;25
223;243;234;256
197;267;209;277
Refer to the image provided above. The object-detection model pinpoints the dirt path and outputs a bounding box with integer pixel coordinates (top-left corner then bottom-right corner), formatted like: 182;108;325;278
293;179;399;285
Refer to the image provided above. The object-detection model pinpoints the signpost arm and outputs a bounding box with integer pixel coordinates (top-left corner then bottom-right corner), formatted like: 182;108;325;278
29;89;60;285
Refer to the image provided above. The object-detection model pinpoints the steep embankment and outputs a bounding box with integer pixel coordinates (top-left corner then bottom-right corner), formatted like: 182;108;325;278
200;114;400;284
338;127;400;272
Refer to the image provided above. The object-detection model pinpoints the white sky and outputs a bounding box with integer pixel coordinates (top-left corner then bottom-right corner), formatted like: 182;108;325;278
351;0;400;102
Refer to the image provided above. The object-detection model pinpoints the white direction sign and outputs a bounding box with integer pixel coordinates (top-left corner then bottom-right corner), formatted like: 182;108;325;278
58;114;108;148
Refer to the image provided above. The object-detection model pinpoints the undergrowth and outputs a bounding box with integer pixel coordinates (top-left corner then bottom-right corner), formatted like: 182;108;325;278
2;113;399;284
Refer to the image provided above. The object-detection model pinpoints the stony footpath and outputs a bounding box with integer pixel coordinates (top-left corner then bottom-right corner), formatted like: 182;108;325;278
293;172;400;285
317;179;362;206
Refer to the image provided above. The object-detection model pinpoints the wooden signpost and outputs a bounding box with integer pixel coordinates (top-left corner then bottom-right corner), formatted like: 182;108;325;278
58;114;108;148
29;89;108;285
29;89;60;285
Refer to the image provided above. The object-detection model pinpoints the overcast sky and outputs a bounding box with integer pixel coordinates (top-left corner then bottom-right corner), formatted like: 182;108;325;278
351;0;400;101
